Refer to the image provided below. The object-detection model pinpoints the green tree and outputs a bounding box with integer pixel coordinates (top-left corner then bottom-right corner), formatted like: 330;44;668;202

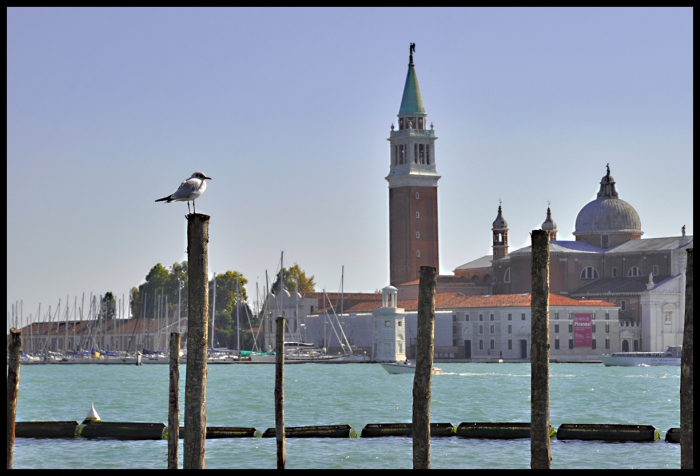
131;261;188;319
209;271;252;350
100;292;116;320
271;263;315;294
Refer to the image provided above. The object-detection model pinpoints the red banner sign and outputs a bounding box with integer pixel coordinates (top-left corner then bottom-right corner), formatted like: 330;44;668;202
574;313;592;347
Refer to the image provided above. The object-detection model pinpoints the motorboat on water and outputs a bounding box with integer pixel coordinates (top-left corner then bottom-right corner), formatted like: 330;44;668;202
600;345;682;367
381;360;442;375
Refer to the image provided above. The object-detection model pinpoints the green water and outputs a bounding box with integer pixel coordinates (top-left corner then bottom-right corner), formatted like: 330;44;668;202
12;363;681;468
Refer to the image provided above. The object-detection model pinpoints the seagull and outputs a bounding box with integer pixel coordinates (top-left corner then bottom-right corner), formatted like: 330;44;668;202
155;171;212;214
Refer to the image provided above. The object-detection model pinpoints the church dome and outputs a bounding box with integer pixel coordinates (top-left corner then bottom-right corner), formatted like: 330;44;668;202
573;170;643;236
492;205;508;230
541;206;557;231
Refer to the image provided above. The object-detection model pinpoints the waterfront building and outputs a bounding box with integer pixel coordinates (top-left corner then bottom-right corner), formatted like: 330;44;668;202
455;168;692;352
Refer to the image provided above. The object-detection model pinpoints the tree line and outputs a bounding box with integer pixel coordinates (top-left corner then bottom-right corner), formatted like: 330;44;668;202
123;261;315;351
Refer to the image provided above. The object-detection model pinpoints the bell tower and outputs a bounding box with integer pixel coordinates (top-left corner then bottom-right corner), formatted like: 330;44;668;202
492;205;509;261
386;44;440;286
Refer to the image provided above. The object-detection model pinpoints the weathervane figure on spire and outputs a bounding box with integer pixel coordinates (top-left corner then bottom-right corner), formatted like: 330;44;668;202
606;163;610;176
410;43;416;62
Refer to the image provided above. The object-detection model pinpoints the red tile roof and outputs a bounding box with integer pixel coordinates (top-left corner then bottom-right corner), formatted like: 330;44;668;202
311;291;613;314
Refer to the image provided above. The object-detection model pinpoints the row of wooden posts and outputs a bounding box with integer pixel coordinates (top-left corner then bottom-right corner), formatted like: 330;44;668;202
6;221;694;469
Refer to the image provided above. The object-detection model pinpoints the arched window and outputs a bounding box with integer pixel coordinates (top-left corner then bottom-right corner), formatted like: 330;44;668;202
612;267;617;278
416;250;420;257
503;267;511;283
416;232;420;239
416;211;420;218
652;265;659;276
415;192;419;199
627;266;642;277
581;267;599;280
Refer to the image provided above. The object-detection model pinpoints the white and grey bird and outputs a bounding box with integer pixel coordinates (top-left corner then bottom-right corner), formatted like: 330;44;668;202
155;171;212;214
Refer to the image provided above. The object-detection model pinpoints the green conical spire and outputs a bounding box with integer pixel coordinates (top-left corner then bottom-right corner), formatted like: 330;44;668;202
398;59;426;116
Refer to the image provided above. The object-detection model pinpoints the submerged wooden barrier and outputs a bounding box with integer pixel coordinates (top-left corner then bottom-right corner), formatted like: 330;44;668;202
664;427;680;443
361;423;455;438
556;424;660;442
263;425;357;438
456;422;555;440
15;421;80;439
178;427;261;438
78;422;166;440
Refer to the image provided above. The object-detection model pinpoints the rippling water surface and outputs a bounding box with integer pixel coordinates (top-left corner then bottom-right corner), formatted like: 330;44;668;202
12;362;681;468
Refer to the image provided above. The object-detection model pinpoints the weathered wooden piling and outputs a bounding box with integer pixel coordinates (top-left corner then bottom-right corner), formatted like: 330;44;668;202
275;317;286;469
530;229;551;469
168;332;181;470
413;266;436;470
681;248;692;469
183;213;209;469
7;329;21;469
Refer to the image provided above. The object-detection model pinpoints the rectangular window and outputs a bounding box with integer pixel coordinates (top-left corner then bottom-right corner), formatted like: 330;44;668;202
605;324;610;334
479;340;484;350
592;339;596;350
508;314;512;321
479;325;483;335
592;324;597;333
633;340;639;351
601;235;609;249
621;300;626;311
490;314;494;321
605;312;610;320
554;312;559;320
385;320;391;327
569;339;574;349
555;339;560;350
310;306;314;313
508;340;512;350
554;324;559;334
612;267;617;277
568;324;573;333
653;265;659;276
521;313;526;321
490;325;494;334
479;314;483;321
508;325;512;334
490;340;495;350
605;338;610;349
465;315;470;322
398;321;402;327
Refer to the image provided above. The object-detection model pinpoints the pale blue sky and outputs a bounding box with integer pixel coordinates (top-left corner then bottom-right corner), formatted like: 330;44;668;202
7;7;693;326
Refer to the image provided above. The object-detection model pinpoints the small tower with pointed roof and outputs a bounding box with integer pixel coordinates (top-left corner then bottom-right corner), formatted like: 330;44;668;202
386;44;440;286
492;205;509;261
541;205;557;241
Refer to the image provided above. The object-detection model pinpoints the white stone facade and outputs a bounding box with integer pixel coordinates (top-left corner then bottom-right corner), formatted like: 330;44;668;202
372;286;407;362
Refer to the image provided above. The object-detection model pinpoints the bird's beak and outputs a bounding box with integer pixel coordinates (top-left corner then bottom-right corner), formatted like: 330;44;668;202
205;176;212;180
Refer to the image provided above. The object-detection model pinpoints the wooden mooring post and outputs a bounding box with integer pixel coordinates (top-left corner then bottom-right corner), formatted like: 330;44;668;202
183;214;209;469
530;230;551;469
413;266;436;470
168;332;181;470
681;248;693;469
7;329;21;470
275;317;286;469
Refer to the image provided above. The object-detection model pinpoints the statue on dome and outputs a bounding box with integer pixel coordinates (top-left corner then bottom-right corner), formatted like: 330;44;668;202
409;43;415;62
682;225;686;236
606;163;610;176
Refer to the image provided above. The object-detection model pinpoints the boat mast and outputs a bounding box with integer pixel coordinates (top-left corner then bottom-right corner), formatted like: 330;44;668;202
340;266;344;316
236;278;241;355
211;272;217;349
265;270;271;352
